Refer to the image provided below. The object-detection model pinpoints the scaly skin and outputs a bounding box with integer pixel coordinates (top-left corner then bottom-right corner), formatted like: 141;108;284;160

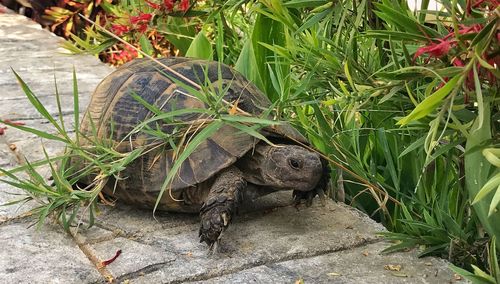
198;166;246;250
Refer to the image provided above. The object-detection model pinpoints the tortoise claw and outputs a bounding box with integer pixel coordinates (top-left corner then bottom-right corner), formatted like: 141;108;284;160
293;187;326;208
206;232;223;254
198;166;244;250
199;203;233;249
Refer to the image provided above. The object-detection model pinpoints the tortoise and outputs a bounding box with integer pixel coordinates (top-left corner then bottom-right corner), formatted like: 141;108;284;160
74;57;329;249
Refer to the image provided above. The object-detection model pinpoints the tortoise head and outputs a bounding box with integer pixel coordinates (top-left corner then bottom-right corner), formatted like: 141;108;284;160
239;144;323;191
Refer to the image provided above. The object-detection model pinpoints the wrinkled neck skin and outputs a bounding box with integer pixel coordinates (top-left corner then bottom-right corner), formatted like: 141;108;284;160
236;142;323;193
241;184;278;202
236;143;272;186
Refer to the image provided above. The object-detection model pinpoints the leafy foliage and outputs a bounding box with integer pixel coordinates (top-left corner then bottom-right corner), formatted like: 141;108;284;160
2;0;499;277
184;0;499;274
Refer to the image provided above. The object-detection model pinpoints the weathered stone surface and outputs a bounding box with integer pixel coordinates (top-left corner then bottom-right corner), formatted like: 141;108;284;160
92;237;177;279
0;138;16;168
0;182;31;221
187;241;461;284
6;136;66;162
0;222;101;283
90;193;382;283
0;11;112;123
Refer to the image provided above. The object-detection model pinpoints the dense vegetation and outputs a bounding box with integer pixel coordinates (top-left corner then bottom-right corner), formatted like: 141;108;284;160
2;0;499;281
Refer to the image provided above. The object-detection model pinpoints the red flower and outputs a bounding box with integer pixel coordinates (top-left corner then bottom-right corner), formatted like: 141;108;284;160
164;0;174;10
451;58;465;67
110;45;138;65
420;24;483;60
145;0;161;9
414;39;454;61
130;13;152;24
456;24;482;37
180;0;189;11
0;126;6;135
136;23;148;33
111;24;130;36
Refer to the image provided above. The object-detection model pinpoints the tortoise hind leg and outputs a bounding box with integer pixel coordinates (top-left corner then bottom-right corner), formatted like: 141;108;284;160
199;166;246;251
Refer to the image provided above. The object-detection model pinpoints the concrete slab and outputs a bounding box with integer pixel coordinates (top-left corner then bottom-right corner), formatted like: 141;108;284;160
0;182;33;221
187;241;459;284
0;222;101;283
97;194;383;283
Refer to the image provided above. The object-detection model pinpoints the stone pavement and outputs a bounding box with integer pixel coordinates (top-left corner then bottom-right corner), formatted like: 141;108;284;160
0;8;464;284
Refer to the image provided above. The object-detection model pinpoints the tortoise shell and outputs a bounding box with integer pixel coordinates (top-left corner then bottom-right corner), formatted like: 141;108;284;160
77;57;308;211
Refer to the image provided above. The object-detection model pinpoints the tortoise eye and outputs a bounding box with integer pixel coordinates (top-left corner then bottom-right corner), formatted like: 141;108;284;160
288;158;302;170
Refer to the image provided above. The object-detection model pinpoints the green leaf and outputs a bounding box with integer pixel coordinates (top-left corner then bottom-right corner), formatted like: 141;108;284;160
220;114;279;126
465;99;500;246
235;39;265;91
363;30;428;41
0;121;68;143
399;136;425;158
160;17;196;55
185;31;213;60
472;173;500;204
397;75;461;125
283;0;329;8
248;11;287;101
470;18;497;48
295;9;331;35
483;148;500;168
373;3;439;38
377;129;399;192
139;34;154;56
489;184;500;217
449;265;495;284
11;69;68;139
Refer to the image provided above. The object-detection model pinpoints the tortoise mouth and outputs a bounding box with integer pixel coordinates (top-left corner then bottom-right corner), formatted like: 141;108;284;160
285;169;323;191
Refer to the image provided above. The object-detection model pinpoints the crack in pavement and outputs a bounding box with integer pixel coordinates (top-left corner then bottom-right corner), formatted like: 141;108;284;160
116;237;382;283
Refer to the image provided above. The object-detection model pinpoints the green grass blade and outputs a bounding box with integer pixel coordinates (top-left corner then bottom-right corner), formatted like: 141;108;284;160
0;122;68;143
153;120;224;212
397;75;461;125
11;69;67;139
53;72;67;135
73;68;80;145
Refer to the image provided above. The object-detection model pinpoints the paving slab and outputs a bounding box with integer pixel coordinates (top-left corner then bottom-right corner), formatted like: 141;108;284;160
0;138;16;168
0;10;112;123
0;7;465;284
0;182;33;222
0;221;102;283
98;194;382;283
187;241;459;284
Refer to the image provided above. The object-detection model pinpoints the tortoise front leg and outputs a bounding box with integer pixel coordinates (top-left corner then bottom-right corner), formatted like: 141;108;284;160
199;166;246;251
